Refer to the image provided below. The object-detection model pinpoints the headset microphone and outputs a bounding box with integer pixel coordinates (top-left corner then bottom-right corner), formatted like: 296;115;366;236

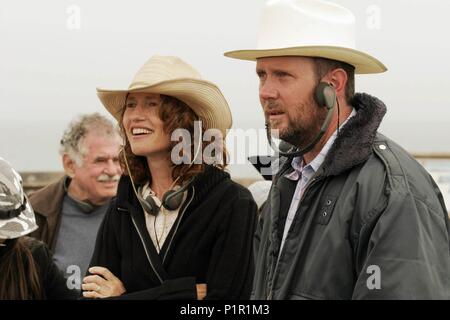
266;82;336;158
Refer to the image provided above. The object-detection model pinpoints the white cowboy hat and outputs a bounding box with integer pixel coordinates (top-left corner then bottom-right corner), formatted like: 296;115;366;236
224;0;387;74
97;55;232;136
0;157;38;240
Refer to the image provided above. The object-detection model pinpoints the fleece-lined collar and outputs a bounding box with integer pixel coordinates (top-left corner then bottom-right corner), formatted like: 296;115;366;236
319;92;387;177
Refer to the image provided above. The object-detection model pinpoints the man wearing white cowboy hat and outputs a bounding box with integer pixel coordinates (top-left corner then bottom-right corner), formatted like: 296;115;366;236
225;0;450;299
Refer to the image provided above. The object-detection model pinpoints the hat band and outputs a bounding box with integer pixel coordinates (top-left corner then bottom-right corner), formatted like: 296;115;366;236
0;198;26;220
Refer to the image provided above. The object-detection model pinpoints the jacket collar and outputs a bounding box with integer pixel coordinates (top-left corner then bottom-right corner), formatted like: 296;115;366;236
318;92;387;177
190;165;230;207
30;176;66;218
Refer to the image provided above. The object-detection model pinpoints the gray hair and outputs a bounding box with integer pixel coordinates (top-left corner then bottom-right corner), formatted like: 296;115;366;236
59;113;121;166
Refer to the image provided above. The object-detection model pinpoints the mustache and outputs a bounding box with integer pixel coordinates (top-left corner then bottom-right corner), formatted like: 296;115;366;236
97;174;121;182
263;100;282;112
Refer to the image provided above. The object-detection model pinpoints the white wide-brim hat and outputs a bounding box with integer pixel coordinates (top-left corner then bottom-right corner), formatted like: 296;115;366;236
225;0;387;74
0;157;38;240
97;55;232;137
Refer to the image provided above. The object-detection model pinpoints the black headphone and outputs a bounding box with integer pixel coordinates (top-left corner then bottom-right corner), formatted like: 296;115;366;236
314;82;336;111
266;82;336;157
136;178;193;216
63;176;97;213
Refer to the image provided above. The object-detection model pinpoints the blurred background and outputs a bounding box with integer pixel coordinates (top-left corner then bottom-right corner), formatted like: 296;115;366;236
1;0;449;210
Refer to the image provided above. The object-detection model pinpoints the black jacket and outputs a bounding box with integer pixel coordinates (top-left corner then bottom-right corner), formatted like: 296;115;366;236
88;165;257;299
0;237;79;299
253;93;450;300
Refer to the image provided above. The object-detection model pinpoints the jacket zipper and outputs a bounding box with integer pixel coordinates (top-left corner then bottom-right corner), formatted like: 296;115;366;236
270;175;322;294
129;211;164;284
123;186;195;284
162;186;195;263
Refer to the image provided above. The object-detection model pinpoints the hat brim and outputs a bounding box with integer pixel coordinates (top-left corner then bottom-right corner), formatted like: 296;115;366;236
0;197;38;240
97;78;232;137
224;45;387;74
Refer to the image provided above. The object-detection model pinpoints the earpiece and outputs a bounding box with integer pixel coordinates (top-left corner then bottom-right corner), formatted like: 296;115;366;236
314;82;336;110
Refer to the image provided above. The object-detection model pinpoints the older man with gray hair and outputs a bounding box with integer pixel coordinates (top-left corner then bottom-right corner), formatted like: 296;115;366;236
30;113;122;288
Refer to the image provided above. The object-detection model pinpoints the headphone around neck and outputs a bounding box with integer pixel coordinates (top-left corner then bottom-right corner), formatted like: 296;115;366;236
63;177;97;213
136;179;193;216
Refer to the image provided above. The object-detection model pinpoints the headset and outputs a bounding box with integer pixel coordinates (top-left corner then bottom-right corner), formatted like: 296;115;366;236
136;177;193;216
124;120;203;216
266;82;337;158
63;176;97;213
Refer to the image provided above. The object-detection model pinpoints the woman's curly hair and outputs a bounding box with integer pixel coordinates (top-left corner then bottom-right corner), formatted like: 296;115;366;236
118;95;228;186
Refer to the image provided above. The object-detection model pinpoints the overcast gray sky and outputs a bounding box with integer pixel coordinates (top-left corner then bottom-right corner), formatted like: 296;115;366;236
1;0;449;178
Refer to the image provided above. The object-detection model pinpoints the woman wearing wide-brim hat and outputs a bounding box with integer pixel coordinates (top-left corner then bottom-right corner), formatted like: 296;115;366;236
0;157;79;299
82;55;257;299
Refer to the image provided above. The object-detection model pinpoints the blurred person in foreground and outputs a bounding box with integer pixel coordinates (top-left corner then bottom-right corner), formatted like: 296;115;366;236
0;157;78;299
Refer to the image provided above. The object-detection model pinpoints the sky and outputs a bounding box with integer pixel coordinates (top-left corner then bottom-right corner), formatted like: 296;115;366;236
1;0;450;179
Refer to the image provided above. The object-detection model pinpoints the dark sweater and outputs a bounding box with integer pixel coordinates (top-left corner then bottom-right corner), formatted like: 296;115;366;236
88;165;257;300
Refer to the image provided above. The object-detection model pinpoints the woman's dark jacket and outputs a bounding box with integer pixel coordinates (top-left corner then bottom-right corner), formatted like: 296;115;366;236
88;165;257;299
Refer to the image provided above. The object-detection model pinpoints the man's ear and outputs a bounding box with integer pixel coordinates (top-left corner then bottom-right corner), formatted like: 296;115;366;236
62;154;76;178
328;68;348;100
